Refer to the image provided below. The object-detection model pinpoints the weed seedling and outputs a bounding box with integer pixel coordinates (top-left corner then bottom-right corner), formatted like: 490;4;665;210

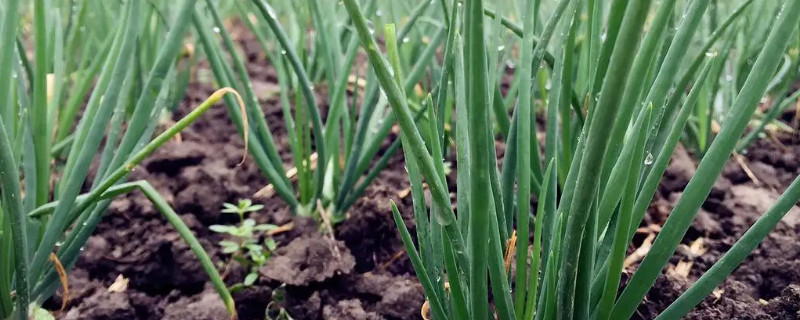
210;199;278;292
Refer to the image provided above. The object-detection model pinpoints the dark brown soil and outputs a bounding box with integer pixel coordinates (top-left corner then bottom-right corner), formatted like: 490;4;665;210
50;31;800;320
632;138;800;320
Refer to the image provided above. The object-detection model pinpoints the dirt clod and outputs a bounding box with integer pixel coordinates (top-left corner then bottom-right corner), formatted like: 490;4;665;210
261;236;356;286
322;299;383;320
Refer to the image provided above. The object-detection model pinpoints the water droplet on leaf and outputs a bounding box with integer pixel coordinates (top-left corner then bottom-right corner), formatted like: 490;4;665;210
644;152;654;165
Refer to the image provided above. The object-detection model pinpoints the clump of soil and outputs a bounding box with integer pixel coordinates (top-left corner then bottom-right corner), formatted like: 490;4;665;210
260;236;356;286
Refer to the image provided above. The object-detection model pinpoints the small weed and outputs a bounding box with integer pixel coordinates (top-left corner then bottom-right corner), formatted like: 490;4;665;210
210;199;278;292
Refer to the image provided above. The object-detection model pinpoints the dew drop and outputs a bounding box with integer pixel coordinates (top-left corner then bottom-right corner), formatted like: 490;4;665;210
212;26;220;33
644;152;654;166
497;45;505;51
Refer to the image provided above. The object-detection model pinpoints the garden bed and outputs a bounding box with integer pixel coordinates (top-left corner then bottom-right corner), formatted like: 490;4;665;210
48;36;800;320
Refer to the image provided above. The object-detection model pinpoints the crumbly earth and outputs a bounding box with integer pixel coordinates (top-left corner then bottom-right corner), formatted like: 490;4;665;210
632;140;800;320
49;30;800;320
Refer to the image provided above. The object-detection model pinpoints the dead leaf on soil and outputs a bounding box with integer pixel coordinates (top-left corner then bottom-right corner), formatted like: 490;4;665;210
712;288;724;302
624;231;657;269
108;274;129;293
669;238;707;278
266;222;294;236
669;260;694;278
687;238;707;257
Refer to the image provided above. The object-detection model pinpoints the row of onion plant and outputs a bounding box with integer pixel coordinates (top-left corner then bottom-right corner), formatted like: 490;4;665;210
0;1;243;319
340;0;800;319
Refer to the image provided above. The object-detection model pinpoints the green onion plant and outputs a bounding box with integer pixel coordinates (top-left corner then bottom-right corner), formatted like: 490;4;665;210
341;0;800;319
194;0;450;221
0;1;240;319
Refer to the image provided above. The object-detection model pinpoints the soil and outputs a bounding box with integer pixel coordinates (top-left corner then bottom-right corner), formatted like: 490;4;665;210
632;138;800;320
48;32;800;320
